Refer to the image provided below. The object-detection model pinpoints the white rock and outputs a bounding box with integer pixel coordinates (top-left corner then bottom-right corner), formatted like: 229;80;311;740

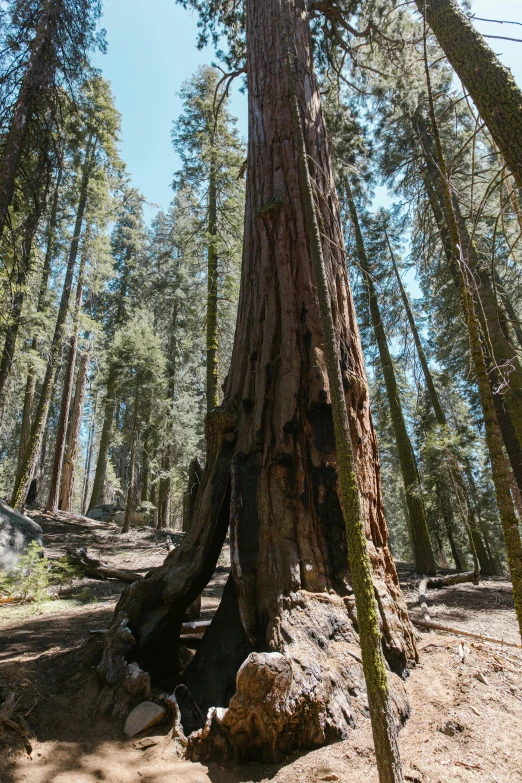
123;701;166;738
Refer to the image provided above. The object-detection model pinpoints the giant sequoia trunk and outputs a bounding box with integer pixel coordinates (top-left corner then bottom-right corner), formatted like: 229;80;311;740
97;0;416;761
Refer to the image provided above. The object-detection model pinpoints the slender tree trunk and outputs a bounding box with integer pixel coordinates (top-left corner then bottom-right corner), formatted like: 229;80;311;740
157;449;171;530
11;137;94;510
88;367;117;509
182;457;203;532
207;156;219;412
495;274;522;351
415;0;522;192
88;251;131;510
0;5;54;240
464;463;503;574
388;238;493;574
423;37;522;635
388;237;445;425
139;404;152;505
98;0;416;768
82;388;98;514
415;118;522;495
59;340;91;511
122;387;140;534
0;210;40;418
150;480;158;528
347;182;436;575
17;167;63;472
46;234;88;512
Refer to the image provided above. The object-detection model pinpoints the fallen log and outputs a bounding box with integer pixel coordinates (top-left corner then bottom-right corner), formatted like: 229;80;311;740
426;571;478;589
66;547;143;583
417;571;479;622
411;617;522;649
91;620;212;638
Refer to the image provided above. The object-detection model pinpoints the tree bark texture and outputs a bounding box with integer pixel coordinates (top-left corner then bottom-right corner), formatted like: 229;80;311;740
59;342;90;511
97;0;416;762
415;0;522;192
0;5;54;240
346;183;436;575
11;138;94;510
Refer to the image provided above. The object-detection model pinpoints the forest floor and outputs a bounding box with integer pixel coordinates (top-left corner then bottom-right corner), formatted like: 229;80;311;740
0;508;521;783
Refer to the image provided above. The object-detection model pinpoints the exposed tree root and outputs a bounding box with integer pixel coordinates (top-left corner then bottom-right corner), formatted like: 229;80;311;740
66;547;144;583
186;591;409;763
96;406;236;717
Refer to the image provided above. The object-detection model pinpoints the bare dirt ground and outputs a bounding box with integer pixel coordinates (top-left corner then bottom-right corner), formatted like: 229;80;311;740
1;509;521;783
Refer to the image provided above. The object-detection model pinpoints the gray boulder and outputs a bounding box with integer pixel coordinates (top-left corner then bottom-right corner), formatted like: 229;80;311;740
0;501;43;572
86;504;122;523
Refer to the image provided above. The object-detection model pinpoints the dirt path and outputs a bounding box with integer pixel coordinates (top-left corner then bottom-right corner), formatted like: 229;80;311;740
1;510;520;783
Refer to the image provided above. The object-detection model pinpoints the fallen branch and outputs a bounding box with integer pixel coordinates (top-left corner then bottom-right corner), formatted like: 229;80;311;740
0;692;32;753
418;579;431;622
66;547;143;583
411;617;522;649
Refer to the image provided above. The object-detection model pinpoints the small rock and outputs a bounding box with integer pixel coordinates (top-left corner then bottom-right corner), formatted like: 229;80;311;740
438;719;464;737
317;771;339;781
134;737;158;750
124;702;165;738
475;672;488;685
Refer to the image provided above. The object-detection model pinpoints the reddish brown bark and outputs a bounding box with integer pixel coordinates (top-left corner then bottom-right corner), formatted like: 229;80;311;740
59;343;90;511
97;0;416;761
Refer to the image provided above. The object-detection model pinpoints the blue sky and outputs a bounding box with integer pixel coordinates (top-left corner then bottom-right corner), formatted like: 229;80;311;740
94;0;522;224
